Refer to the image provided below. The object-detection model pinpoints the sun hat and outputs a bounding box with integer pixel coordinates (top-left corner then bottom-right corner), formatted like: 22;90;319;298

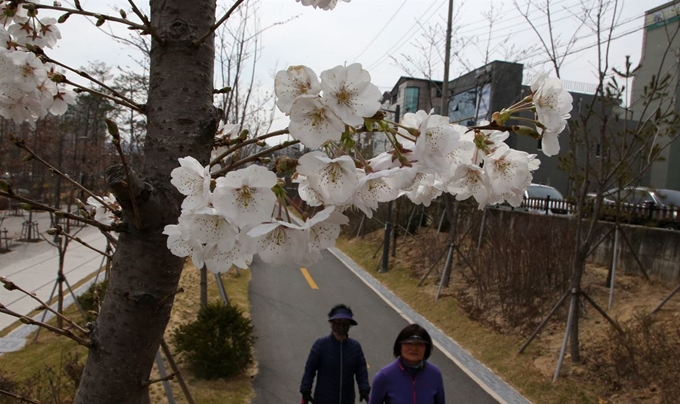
399;334;430;344
328;307;358;325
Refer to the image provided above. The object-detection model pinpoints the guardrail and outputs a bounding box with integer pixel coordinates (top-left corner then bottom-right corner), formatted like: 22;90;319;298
494;197;680;228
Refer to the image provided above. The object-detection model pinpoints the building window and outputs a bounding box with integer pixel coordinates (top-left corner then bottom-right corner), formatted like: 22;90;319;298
404;87;420;113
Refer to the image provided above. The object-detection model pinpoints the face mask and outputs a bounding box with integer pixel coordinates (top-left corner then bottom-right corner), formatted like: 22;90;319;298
332;322;350;336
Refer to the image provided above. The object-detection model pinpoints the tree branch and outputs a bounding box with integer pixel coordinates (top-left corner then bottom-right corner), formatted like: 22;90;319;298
0;304;91;347
48;226;113;259
214;140;300;175
193;0;246;46
209;128;290;167
0;389;42;404
0;190;117;231
44;56;144;112
126;0;164;45
8;134;117;211
0;276;90;335
31;3;147;31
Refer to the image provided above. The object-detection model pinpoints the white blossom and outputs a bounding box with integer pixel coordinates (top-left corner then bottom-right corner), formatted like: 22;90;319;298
296;151;358;205
170;156;212;212
320;63;381;126
275;65;321;114
288;95;345;148
213;165;278;228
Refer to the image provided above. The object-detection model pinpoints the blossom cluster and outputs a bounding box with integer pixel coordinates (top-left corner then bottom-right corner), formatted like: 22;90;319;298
0;0;76;123
295;0;351;11
161;63;572;273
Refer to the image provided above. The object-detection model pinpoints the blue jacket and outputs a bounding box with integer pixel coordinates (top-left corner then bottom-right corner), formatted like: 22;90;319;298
300;333;370;404
368;359;445;404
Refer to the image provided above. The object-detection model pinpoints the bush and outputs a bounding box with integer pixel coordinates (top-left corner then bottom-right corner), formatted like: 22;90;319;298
172;302;255;379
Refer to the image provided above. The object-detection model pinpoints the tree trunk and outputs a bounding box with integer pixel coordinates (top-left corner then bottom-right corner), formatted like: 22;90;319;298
568;244;588;363
74;1;219;403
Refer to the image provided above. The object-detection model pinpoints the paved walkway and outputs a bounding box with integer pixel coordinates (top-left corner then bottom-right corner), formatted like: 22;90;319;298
0;210;107;353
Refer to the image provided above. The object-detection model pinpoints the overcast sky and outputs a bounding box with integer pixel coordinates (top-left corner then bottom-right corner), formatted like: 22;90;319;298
49;0;670;131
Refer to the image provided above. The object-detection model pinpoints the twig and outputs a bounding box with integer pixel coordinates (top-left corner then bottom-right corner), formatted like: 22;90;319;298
212;140;299;176
62;77;143;113
43;56;144;112
142;372;178;386
0;389;42;404
193;0;246;46
32;3;147;31
0;306;91;347
127;0;164;45
0;277;90;335
0;190;117;231
49;226;113;259
209;128;290;167
157;288;184;308
9;135;116;211
105;122;142;229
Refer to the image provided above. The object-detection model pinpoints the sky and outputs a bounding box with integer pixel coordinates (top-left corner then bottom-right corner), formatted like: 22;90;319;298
48;0;672;132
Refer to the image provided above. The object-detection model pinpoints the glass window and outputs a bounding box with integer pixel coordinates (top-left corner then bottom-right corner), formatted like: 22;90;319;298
657;189;680;206
404;87;419;113
527;185;563;199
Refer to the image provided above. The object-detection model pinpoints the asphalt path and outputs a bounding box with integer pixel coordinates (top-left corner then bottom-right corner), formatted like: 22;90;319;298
249;250;498;404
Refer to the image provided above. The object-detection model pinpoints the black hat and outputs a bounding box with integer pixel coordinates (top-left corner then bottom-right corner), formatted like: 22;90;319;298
328;307;358;325
400;334;430;344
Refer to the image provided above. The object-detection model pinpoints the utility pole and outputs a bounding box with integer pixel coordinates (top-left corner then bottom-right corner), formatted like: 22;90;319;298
440;0;454;117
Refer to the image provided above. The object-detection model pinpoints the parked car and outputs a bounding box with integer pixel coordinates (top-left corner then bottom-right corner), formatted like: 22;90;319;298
588;186;680;229
522;184;572;215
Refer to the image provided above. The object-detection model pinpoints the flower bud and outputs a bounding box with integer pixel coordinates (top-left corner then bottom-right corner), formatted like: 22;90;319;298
58;13;70;23
512;125;541;139
119;9;127;19
105;118;120;139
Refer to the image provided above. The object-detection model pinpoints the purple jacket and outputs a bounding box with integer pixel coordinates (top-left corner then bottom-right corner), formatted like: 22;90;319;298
368;359;445;404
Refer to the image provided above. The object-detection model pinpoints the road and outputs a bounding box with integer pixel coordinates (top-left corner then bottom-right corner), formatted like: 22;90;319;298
249;249;500;404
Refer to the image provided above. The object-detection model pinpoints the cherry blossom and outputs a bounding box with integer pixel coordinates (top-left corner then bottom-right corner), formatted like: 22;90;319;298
213;165;278;228
288;95;345;148
86;193;120;226
296;151;358;205
295;0;351;11
320;63;382;126
275;65;321;114
170;156;212;212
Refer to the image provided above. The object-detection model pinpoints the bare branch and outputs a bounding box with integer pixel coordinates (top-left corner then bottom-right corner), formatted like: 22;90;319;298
0;190;117;231
193;0;246;46
8;134;117;211
0;389;42;404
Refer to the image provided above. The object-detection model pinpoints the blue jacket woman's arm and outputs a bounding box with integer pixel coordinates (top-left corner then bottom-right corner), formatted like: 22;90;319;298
300;342;321;393
355;343;371;393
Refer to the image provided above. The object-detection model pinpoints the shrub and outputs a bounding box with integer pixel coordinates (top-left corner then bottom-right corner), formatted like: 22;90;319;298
172;302;255;379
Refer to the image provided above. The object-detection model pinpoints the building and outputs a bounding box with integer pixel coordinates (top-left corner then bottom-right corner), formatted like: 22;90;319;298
630;0;680;191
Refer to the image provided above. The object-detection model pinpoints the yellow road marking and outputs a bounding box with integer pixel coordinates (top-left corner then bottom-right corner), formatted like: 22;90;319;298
300;267;318;289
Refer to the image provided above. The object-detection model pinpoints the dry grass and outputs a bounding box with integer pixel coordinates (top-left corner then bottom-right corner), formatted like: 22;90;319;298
336;229;680;404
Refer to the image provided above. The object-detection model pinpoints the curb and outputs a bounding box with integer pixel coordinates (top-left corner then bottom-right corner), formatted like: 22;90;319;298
328;246;532;404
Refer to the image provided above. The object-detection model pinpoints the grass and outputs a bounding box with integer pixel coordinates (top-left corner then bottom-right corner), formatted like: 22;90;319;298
0;263;255;404
335;236;601;404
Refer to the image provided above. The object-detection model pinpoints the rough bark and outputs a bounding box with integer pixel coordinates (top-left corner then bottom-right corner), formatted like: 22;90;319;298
74;1;219;403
